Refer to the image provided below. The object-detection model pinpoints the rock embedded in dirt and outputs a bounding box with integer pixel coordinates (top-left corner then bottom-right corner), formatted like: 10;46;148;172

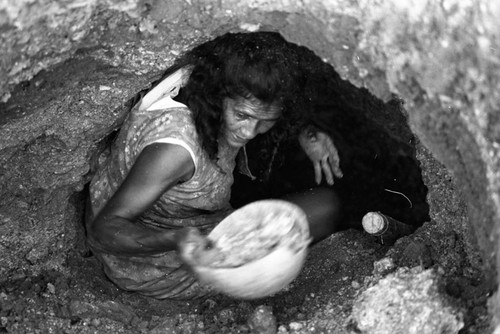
289;321;304;331
68;299;136;325
247;305;277;334
217;308;235;325
372;257;395;276
351;266;464;334
149;317;176;334
25;246;49;265
399;241;434;268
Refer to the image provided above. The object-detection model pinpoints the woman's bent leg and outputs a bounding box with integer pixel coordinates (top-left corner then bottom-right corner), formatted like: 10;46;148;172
282;187;341;244
93;250;213;300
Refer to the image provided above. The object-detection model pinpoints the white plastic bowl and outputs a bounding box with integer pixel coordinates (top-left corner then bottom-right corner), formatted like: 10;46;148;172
185;199;311;299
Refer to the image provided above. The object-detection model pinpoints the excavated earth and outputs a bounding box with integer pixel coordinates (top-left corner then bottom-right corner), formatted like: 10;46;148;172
1;1;499;333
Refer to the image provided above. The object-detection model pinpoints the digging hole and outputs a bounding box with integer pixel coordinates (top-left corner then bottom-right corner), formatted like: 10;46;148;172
81;36;430;237
230;44;430;231
0;22;489;333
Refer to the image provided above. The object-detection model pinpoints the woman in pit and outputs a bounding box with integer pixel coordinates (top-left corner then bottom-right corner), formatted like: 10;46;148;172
86;31;343;299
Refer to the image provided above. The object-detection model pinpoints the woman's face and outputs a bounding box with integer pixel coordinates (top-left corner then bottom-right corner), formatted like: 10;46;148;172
221;96;282;148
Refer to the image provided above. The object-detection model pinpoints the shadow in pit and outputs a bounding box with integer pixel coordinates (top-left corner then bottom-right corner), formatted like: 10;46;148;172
230;46;430;233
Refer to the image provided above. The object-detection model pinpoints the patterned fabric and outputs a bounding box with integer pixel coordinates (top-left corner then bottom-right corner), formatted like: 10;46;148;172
88;69;241;299
90;103;238;231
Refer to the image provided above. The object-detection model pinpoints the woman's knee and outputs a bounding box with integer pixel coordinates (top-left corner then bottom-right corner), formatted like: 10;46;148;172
282;187;341;242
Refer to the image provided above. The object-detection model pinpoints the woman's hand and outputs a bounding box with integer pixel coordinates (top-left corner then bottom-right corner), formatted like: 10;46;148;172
298;126;343;185
177;227;223;267
176;227;207;254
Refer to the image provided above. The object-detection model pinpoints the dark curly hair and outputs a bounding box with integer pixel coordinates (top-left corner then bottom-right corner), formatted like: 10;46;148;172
140;31;308;161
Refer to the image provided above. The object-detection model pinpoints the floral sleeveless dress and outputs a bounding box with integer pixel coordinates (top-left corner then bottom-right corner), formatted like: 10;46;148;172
87;68;241;299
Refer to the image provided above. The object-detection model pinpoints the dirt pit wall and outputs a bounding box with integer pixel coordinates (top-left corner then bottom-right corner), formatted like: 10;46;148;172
1;0;499;332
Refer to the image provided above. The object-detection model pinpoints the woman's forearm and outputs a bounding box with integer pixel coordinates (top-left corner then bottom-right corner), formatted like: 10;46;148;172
87;215;179;256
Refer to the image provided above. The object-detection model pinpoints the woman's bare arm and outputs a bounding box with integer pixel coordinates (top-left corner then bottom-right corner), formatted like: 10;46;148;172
87;142;195;256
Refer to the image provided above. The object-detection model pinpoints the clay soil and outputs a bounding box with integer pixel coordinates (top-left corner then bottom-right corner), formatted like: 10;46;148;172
0;26;494;333
0;129;493;334
0;217;492;334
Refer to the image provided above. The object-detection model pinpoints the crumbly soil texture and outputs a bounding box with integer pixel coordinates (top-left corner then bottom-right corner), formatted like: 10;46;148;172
0;29;493;334
0;226;491;334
